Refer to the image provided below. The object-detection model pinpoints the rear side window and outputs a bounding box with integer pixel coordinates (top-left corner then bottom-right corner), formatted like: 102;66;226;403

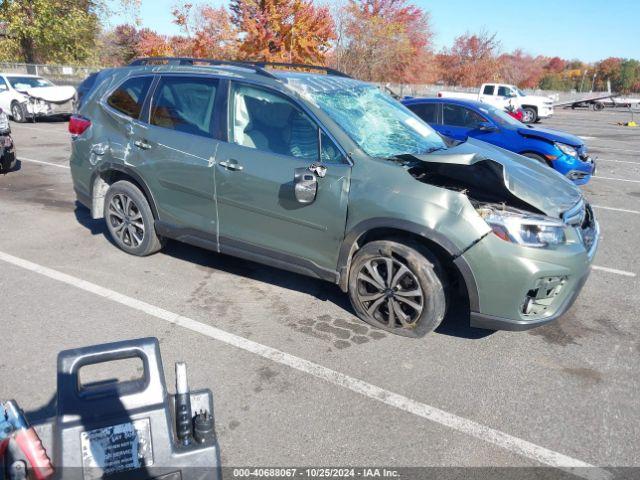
407;103;438;124
106;76;152;120
150;76;219;138
482;85;495;95
443;104;486;128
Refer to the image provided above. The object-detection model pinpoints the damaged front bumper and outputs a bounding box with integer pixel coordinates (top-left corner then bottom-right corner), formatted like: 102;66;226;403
22;97;74;119
462;215;599;331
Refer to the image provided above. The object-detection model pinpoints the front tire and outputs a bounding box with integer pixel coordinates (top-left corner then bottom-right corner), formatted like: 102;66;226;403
11;102;26;123
104;181;163;256
522;152;551;167
348;240;447;337
522;107;538;124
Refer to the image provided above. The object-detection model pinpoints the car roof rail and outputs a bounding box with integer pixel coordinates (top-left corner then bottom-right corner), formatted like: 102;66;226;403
128;57;352;79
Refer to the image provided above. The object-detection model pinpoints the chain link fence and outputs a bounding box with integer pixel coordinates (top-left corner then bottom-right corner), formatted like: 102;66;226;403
3;62;636;106
0;63;99;87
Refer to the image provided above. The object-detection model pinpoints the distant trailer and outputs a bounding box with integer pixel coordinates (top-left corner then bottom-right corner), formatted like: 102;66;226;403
594;96;640;109
555;93;621;111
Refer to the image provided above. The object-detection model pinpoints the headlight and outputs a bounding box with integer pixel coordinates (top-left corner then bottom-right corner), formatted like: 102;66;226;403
0;110;9;132
555;142;578;157
477;204;566;248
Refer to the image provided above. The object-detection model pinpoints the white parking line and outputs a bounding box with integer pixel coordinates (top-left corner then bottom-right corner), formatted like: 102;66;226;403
19;157;69;169
592;175;640;183
596;158;639;165
0;250;611;480
592;205;640;215
593;265;637;277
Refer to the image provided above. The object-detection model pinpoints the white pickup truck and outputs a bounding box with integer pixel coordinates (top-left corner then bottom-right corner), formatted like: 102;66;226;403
437;83;554;123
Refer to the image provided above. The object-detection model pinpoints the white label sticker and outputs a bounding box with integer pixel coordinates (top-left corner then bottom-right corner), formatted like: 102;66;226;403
404;117;432;137
81;418;154;480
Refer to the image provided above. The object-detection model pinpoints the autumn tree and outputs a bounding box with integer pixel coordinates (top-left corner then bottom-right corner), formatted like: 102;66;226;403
0;0;100;63
230;0;335;64
99;24;140;66
438;31;501;87
135;28;173;57
497;50;546;88
332;0;435;83
171;3;238;59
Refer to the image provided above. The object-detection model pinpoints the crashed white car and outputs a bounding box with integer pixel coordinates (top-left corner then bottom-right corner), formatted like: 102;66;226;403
0;74;76;122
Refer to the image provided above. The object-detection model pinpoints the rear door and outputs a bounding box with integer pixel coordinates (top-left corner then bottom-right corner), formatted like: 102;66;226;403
100;75;154;173
440;103;487;140
214;81;351;273
139;74;221;236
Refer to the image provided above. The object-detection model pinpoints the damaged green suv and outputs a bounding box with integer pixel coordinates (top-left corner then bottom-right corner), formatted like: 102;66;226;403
70;58;599;337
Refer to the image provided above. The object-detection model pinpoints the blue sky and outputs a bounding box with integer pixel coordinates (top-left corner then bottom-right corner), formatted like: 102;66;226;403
106;0;640;62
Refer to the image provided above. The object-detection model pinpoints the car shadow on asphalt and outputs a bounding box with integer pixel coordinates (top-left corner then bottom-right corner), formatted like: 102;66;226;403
73;202;493;340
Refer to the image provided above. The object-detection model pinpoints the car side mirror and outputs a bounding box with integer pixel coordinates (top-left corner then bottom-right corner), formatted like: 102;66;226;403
0;85;7;92
477;121;497;132
294;167;318;204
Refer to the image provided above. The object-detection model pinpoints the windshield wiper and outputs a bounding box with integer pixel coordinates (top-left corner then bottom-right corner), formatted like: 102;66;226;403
423;146;447;154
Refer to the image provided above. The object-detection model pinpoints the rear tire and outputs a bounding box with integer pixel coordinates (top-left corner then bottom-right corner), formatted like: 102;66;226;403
522;107;538;124
104;181;163;256
11;102;26;123
348;240;447;337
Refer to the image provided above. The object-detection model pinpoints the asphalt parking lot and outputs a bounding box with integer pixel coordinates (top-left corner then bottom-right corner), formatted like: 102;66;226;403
0;108;638;477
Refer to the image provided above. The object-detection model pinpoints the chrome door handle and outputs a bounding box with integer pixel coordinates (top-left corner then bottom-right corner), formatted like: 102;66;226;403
219;160;244;171
134;140;152;150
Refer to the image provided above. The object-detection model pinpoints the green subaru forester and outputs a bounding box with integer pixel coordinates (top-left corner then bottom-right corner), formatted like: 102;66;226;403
69;58;599;337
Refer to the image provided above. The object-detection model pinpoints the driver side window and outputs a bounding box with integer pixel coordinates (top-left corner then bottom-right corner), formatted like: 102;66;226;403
443;104;486;129
0;77;7;91
230;83;319;161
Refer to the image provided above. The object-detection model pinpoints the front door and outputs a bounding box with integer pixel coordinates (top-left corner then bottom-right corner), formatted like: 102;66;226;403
139;75;221;235
215;82;351;273
441;103;487;141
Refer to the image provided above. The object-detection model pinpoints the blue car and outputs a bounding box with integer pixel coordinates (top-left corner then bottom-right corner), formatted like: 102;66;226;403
402;97;596;185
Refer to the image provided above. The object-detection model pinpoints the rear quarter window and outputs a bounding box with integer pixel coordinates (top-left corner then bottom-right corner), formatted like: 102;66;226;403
106;76;153;120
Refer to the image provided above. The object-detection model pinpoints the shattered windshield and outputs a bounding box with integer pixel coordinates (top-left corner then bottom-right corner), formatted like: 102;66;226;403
7;76;53;90
283;75;446;158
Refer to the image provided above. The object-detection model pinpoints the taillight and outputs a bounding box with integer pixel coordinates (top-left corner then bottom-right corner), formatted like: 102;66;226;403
69;115;91;136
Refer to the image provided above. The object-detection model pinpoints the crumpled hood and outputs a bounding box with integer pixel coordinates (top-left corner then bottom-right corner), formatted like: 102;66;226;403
21;86;76;103
517;126;583;147
411;138;583;218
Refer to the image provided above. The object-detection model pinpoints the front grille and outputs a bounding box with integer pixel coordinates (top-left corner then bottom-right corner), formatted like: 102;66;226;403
563;200;597;251
580;204;597;251
563;199;586;227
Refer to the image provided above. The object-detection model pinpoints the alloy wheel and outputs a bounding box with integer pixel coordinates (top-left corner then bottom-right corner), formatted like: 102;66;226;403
356;256;424;329
522;109;535;123
107;193;145;248
11;104;22;122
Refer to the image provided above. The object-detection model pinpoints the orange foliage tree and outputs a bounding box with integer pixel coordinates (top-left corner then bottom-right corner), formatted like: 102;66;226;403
438;31;501;87
332;0;435;83
230;0;335;64
170;3;238;59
